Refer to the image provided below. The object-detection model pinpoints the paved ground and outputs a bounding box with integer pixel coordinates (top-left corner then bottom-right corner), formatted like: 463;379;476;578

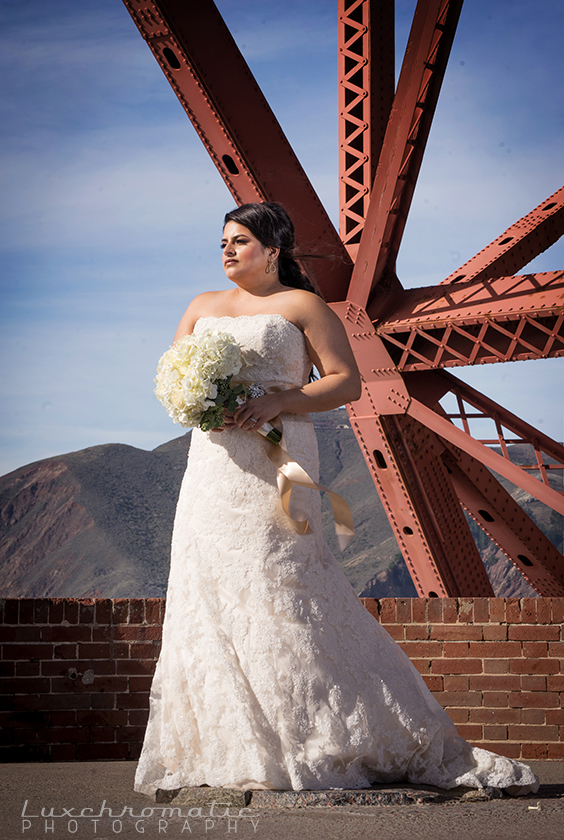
1;760;563;840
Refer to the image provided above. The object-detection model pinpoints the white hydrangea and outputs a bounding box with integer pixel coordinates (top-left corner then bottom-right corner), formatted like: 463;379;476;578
154;329;244;427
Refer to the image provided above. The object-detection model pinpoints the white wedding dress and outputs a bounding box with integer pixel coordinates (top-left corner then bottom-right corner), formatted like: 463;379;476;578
135;314;538;796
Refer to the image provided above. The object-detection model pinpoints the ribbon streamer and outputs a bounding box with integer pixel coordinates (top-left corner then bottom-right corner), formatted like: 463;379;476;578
237;380;355;550
260;424;355;551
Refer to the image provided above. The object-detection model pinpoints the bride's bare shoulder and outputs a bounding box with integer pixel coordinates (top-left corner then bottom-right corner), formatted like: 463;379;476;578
190;290;229;313
173;291;229;341
278;288;334;327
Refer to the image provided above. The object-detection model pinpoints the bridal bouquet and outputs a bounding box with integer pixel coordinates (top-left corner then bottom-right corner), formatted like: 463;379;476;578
154;329;281;442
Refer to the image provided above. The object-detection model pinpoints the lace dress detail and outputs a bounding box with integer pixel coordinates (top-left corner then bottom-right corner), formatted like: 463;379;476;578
135;314;538;796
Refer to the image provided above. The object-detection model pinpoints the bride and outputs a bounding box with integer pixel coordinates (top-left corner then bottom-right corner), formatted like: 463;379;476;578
135;201;538;796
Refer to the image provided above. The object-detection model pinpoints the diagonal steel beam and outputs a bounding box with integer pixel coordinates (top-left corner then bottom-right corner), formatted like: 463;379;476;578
442;185;564;285
338;0;395;258
122;0;352;300
372;270;564;369
406;370;564;515
348;0;463;308
444;444;564;596
333;301;494;597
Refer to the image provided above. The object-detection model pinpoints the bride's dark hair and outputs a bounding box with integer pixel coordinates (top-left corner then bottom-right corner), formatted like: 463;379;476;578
223;202;318;294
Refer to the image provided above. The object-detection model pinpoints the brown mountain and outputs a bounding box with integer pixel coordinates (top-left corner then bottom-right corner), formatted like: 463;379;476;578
0;410;560;598
0;435;189;597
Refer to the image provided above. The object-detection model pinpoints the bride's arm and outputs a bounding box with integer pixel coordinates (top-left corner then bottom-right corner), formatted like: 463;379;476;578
173;307;197;343
234;293;361;431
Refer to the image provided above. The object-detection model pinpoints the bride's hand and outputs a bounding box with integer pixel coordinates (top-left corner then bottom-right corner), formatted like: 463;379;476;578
213;410;237;432
233;394;285;433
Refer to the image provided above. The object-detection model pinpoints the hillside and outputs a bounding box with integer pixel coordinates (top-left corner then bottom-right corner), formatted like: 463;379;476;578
0;410;560;598
0;436;189;597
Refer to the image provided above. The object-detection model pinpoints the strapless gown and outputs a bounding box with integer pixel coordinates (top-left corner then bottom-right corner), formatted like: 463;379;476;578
134;314;538;795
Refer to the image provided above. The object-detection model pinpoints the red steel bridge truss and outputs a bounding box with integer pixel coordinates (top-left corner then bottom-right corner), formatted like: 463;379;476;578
122;0;564;597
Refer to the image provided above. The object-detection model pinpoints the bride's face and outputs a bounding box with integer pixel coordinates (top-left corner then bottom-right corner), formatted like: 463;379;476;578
221;221;273;283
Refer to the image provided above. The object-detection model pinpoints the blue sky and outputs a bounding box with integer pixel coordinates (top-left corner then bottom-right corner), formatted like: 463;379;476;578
0;0;563;476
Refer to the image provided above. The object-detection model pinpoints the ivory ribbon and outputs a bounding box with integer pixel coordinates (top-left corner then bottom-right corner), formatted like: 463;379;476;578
238;381;355;551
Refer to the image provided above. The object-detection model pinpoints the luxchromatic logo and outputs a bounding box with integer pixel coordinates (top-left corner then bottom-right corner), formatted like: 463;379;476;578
21;799;261;834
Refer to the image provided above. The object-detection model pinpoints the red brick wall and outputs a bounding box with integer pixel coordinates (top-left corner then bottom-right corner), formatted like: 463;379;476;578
1;597;562;762
362;597;564;760
0;598;163;761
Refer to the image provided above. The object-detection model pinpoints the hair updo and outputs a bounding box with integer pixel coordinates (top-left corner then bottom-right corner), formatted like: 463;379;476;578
223;202;317;294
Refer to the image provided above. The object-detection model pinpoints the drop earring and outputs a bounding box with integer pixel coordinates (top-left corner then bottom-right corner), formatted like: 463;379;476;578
265;257;276;275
